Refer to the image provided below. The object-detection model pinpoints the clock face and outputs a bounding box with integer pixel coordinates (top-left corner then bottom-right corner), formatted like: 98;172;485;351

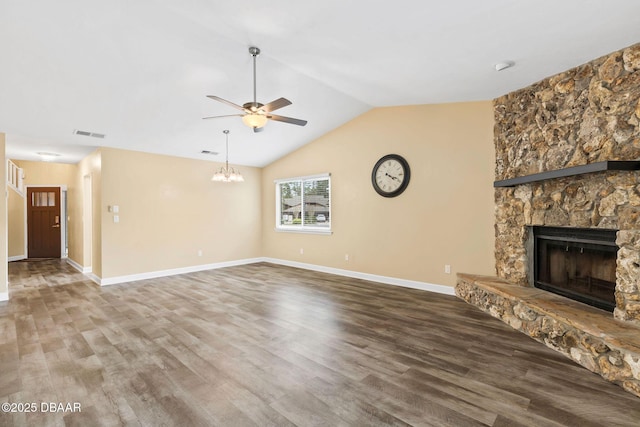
372;154;411;197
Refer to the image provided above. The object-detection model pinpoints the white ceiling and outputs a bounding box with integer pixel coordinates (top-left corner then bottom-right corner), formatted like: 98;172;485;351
1;1;639;167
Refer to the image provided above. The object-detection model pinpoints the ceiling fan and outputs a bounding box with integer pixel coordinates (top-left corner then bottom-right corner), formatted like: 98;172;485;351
204;46;307;132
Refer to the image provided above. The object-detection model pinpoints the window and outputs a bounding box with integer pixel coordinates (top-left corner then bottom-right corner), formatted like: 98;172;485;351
31;191;56;207
276;173;331;233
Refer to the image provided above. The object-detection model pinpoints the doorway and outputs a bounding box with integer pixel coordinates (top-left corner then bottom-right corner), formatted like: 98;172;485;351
83;174;92;272
26;186;64;258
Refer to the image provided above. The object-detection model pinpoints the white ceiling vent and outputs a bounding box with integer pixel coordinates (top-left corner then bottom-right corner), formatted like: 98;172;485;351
201;150;219;155
73;129;106;139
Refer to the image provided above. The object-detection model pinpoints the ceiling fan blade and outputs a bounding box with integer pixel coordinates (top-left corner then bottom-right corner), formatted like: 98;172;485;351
267;114;308;126
202;114;243;120
206;95;248;112
262;97;292;113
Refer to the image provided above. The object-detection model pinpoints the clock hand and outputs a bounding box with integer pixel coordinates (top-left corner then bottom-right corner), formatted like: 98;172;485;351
385;172;400;181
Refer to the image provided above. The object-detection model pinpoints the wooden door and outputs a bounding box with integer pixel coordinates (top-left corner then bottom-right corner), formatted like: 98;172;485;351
27;187;61;258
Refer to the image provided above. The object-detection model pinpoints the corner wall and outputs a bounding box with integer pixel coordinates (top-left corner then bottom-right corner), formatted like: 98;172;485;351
0;134;7;299
262;102;496;288
7;183;24;259
98;147;262;280
72;149;102;273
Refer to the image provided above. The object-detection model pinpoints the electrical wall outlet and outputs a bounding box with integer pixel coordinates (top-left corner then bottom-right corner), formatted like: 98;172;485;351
444;264;451;274
345;254;349;261
300;248;304;255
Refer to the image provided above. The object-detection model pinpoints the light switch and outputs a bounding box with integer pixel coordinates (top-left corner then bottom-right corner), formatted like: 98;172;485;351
113;205;119;213
113;215;119;223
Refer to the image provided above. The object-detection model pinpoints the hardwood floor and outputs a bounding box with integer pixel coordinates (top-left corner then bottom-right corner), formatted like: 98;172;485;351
1;260;639;426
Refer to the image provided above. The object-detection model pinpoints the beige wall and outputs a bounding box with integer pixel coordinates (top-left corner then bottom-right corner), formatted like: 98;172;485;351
5;103;493;290
262;102;496;288
71;150;102;273
17;160;77;187
0;134;7;296
7;186;24;258
99;147;262;279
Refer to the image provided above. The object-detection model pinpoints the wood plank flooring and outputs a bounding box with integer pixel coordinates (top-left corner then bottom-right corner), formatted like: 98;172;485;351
1;259;639;426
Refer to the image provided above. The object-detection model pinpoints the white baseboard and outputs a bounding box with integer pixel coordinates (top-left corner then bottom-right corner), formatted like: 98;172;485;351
8;255;27;262
0;291;8;302
261;258;455;296
97;258;265;286
66;258;92;274
66;256;454;297
87;273;101;286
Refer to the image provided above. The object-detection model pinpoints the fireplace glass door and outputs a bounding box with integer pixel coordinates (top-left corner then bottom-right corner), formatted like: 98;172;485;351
533;227;617;312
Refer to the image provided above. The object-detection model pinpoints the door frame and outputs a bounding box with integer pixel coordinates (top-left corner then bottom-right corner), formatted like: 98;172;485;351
24;185;68;259
82;174;92;272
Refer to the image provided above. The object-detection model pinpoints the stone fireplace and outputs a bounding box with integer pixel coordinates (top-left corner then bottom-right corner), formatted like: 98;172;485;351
494;169;640;323
456;42;640;397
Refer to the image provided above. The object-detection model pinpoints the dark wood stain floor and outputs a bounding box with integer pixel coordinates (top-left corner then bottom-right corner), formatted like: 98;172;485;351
1;259;639;426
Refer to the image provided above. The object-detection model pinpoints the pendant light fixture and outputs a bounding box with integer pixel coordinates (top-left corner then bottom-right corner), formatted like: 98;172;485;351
211;130;244;182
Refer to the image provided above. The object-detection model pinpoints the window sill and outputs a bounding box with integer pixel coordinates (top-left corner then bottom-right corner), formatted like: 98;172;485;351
275;227;333;235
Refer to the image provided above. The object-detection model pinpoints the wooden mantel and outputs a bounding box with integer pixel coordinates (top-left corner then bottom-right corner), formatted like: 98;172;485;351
493;160;640;188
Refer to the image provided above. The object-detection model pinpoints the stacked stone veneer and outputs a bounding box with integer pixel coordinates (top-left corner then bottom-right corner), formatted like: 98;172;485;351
456;43;640;397
494;43;640;323
456;274;640;398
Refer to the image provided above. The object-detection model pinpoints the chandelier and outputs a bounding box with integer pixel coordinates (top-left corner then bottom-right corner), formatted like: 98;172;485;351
211;130;244;182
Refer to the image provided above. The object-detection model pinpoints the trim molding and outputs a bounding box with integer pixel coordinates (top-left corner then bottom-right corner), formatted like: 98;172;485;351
261;258;455;296
97;258;265;287
87;273;101;286
0;292;8;302
78;256;454;296
66;258;92;274
8;255;27;262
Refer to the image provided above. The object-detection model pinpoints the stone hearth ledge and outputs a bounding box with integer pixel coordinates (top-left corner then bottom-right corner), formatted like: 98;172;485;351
456;273;640;398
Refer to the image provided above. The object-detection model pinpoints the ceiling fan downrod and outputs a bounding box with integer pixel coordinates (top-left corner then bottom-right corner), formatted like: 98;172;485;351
249;46;260;108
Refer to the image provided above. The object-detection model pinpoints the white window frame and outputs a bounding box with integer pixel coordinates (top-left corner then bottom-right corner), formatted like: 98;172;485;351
275;173;332;235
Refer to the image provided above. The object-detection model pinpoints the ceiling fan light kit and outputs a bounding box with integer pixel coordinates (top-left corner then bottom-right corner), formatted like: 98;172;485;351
204;46;307;132
242;112;268;128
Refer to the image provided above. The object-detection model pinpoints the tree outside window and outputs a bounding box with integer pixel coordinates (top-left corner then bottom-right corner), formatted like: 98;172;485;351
276;175;330;231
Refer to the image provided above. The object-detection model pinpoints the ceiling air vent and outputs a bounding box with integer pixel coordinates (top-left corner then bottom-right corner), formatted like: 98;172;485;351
201;150;219;155
73;129;106;139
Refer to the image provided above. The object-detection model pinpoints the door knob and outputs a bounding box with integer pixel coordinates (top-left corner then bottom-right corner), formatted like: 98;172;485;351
52;224;60;228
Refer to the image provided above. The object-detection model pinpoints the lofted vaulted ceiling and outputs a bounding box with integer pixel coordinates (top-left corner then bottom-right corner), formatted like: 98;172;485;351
1;1;639;166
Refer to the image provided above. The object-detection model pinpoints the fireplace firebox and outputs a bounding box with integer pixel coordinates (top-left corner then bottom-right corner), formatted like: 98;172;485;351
531;226;618;312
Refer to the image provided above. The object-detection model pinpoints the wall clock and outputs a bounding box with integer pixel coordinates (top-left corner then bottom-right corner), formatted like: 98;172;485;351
371;154;411;197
